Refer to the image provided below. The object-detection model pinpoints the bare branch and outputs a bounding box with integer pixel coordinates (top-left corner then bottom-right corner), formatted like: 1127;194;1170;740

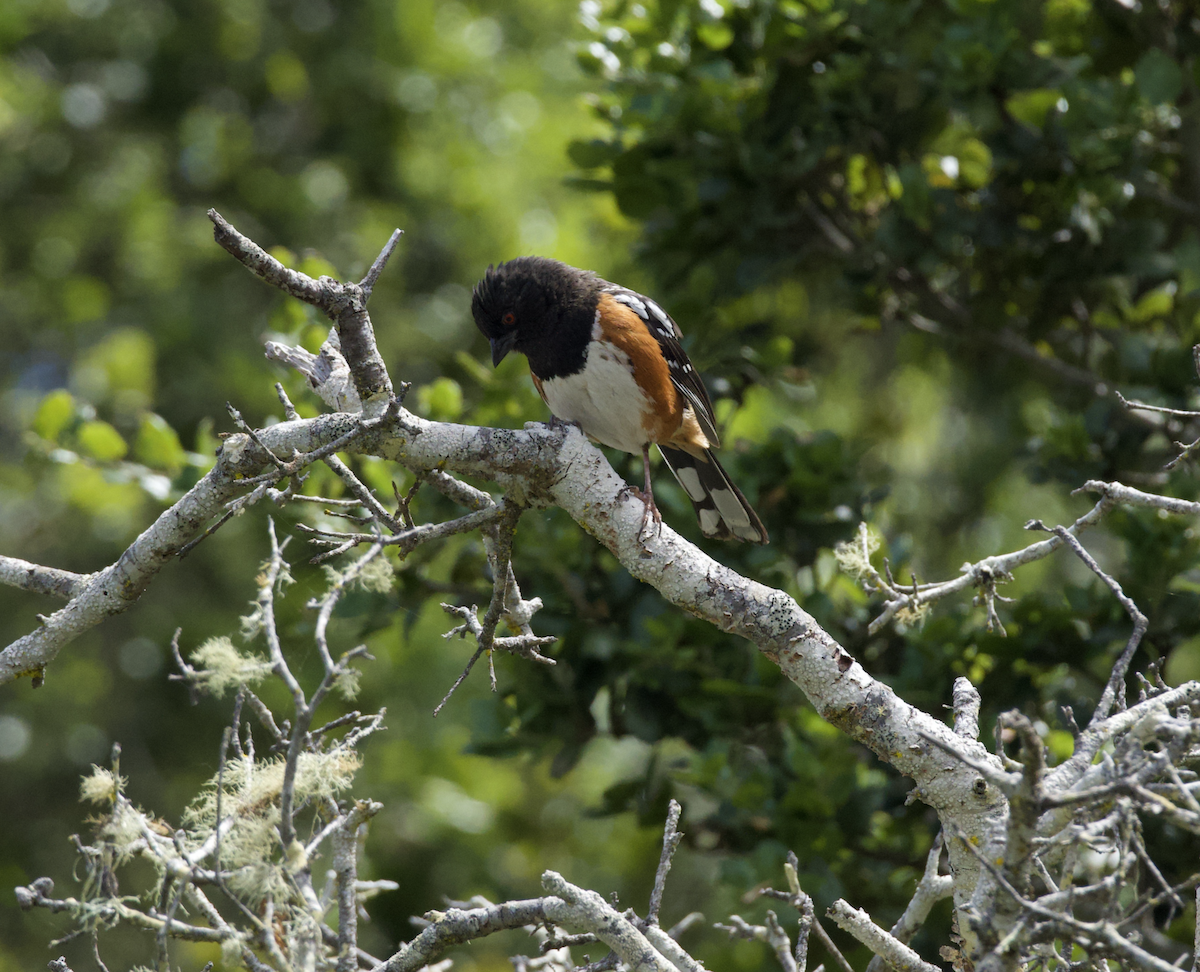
359;229;403;298
747;854;854;972
648;799;683;926
827;899;941;972
301;505;503;563
1080;478;1200;515
793;891;814;972
209;208;394;409
917;729;1019;795
861;491;1114;634
432;504;555;713
715;913;797;972
1116;389;1200;420
953;677;981;740
333;800;384;972
280;538;381;849
1026;520;1148;722
1049;684;1200;795
1193;885;1199;972
665;912;705;941
0;556;89;600
0;404;392;685
955;825;1183;972
372;898;551;972
641;924;708;972
865;834;951;972
16;878;228;944
266;335;362;412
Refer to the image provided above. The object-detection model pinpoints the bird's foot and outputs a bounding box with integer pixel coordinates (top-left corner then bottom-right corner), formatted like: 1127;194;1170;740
627;486;663;545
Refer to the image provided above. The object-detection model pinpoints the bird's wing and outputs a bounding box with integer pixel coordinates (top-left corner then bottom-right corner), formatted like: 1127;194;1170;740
602;286;721;448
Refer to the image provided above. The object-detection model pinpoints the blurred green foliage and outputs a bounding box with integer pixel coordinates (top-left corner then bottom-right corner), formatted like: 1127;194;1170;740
4;0;1200;969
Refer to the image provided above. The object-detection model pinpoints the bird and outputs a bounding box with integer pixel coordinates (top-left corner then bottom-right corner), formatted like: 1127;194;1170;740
471;256;768;544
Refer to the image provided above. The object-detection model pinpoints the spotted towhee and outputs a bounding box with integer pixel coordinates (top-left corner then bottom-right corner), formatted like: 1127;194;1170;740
471;257;768;544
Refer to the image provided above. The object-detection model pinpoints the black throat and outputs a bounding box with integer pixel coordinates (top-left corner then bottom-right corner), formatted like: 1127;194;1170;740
522;298;595;380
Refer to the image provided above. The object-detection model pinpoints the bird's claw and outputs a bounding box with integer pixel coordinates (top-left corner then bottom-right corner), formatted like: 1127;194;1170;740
627;486;663;544
546;415;581;432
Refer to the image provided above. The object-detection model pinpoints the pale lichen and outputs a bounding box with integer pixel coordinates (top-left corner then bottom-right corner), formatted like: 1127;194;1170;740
189;636;273;697
834;522;882;583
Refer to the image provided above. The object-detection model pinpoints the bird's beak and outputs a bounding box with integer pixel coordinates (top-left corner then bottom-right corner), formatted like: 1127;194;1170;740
489;332;517;367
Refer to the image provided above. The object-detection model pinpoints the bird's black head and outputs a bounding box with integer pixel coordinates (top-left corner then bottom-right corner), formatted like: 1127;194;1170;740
471;257;599;372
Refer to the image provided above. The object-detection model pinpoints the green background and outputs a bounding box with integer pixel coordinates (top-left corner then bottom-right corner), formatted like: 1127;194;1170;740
3;0;1200;968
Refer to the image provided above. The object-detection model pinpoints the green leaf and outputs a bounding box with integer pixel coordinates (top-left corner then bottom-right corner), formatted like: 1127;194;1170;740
416;377;464;421
613;176;666;217
926;122;994;188
75;327;156;404
567;139;620;169
76;420;129;462
1046;730;1074;763
1173;233;1200;295
32;390;76;442
695;21;734;49
1129;283;1173;324
61;276;111;325
1005;89;1060;129
1166;635;1200;685
134;413;186;471
1135;49;1182;104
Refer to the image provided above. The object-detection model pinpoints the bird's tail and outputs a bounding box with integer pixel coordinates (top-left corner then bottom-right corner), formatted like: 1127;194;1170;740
658;446;768;544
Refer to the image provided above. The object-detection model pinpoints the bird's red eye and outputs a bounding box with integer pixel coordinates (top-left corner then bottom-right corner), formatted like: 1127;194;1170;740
502;311;516;326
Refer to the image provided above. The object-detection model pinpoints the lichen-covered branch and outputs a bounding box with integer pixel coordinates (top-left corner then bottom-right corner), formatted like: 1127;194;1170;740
827;899;940;972
209;209;394;410
17;525;388;971
9;222;1200;972
0;405;378;685
0;556;89;600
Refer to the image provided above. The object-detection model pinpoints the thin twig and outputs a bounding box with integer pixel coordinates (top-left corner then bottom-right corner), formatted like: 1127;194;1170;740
1027;520;1148;722
648;799;683;925
359;229;403;298
1116;390;1200;419
432;644;487;718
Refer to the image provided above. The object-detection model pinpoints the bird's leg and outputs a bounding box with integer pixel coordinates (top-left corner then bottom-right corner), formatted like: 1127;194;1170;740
634;443;662;542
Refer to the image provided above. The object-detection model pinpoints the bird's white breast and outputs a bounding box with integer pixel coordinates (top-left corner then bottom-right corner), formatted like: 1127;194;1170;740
538;340;651;455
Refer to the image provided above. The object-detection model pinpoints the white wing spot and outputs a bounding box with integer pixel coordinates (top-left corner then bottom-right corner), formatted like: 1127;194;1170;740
709;487;752;530
676;466;707;502
699;508;723;535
